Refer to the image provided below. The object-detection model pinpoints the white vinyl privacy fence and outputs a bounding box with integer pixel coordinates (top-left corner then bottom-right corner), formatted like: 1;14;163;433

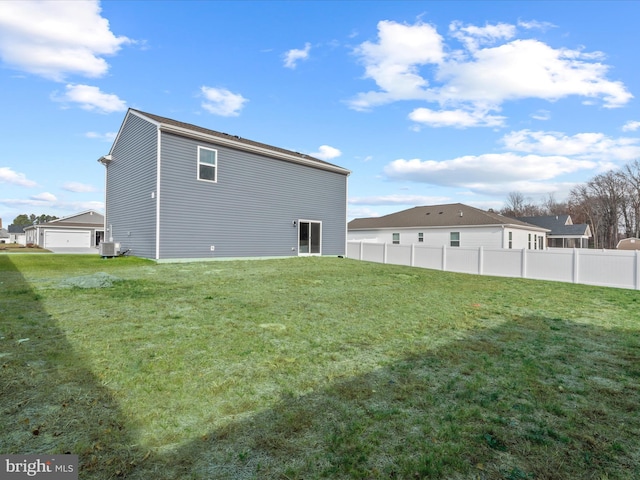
347;241;640;290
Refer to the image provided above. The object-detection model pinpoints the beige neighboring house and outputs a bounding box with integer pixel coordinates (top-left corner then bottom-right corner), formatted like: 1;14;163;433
348;203;550;250
24;210;105;250
617;238;640;250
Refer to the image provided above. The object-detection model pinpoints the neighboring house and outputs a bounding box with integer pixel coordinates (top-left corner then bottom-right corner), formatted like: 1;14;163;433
516;215;592;248
0;227;8;243
8;224;26;245
98;109;350;260
348;203;549;250
617;238;640;250
24;211;104;249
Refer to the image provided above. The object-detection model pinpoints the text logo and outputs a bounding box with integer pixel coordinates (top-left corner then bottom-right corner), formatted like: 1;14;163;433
1;455;78;479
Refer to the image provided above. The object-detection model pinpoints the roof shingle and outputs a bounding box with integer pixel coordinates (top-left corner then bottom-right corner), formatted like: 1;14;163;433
349;203;547;230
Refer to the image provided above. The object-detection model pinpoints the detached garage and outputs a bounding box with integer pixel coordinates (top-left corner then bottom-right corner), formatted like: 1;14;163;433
24;210;104;251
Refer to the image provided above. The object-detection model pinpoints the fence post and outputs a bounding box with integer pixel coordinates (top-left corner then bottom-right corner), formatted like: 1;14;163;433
411;243;415;267
573;248;579;284
521;248;527;279
478;246;484;275
383;242;388;265
442;245;447;271
636;250;640;290
359;241;363;261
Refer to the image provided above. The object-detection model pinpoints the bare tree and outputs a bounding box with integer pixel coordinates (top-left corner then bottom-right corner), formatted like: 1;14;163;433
542;193;569;216
622;160;640;238
502;191;526;217
585;171;626;249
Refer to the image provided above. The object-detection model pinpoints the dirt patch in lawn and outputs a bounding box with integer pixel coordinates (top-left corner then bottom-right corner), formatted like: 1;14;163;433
58;272;122;289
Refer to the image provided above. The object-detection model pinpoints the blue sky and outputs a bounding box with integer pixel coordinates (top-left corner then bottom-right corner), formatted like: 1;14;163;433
1;1;639;224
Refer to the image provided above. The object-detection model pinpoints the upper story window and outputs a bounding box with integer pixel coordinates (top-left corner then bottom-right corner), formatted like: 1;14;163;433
508;231;513;249
198;146;217;183
418;232;424;243
450;232;460;247
392;233;400;244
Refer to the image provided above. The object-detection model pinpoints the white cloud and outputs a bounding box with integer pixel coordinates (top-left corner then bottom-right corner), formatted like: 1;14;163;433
349;194;451;206
449;21;516;51
383;153;596;187
309;145;342;161
435;39;631;108
622;120;640;132
517;20;556;31
348;206;381;220
348;20;444;110
0;167;37;187
409;107;505;128
502;129;640;162
0;0;130;81
531;109;551;121
283;42;311;69
85;131;117;142
63;182;96;193
53;84;127;113
201;86;248;116
350;20;632;124
0;196;103;213
32;192;57;202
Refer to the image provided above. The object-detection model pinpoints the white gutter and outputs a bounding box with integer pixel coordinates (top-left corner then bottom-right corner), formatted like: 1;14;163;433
349;224;550;233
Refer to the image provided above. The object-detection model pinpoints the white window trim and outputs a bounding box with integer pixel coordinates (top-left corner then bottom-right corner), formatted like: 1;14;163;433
450;231;460;247
197;146;218;183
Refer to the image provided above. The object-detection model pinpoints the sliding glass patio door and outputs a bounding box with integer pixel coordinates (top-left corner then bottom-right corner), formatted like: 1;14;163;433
298;220;321;255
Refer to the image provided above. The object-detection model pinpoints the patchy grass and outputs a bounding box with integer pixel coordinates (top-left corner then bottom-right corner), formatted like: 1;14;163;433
1;255;639;479
0;243;49;253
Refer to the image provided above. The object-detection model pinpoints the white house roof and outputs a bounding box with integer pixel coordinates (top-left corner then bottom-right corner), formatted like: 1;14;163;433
349;203;549;231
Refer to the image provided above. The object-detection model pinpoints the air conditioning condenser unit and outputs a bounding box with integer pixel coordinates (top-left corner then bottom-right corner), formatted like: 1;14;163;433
99;242;120;257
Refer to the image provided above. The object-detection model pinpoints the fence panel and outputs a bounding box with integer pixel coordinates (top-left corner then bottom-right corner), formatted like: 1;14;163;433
578;249;636;289
387;244;412;266
528;249;574;283
413;245;443;270
347;241;361;260
361;242;385;263
346;242;639;290
483;249;522;278
447;247;480;274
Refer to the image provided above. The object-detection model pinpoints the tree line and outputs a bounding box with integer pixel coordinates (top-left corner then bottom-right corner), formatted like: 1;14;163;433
500;159;640;249
10;214;59;227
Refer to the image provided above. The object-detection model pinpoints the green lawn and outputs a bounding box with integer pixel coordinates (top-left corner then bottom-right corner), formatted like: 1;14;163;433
1;254;639;479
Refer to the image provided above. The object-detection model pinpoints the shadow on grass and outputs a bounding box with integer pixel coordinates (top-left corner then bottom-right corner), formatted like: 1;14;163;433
0;256;144;477
2;254;639;479
131;313;640;479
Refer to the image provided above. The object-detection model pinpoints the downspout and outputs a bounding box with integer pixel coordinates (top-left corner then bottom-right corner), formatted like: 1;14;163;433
155;126;162;260
97;155;112;244
344;175;349;257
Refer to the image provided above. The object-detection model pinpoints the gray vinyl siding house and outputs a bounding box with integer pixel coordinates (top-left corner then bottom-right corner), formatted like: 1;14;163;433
99;109;350;260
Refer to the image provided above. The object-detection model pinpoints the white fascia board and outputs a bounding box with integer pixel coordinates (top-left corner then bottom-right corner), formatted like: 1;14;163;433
108;109;161;156
159;123;351;176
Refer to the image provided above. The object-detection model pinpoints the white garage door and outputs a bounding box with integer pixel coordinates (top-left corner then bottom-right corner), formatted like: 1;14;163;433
44;230;91;249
